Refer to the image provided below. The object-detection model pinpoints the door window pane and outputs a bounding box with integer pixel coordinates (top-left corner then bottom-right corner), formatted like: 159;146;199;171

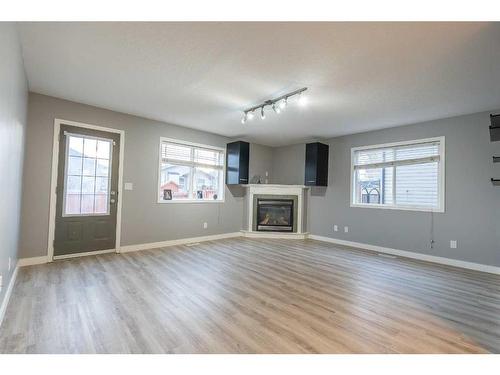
81;176;96;194
65;194;81;215
96;159;109;176
68;156;83;175
95;177;109;194
83;138;97;157
64;134;112;215
81;194;95;214
96;140;111;159
82;158;96;175
68;136;83;156
94;194;108;214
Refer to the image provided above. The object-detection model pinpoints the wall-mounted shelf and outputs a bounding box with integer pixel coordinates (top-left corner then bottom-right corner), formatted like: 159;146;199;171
490;114;500;142
491;178;500;186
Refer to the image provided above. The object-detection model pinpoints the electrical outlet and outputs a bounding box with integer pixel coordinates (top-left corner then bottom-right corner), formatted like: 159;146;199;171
124;182;133;190
333;225;338;232
265;171;269;177
8;257;11;271
450;240;457;249
344;226;349;233
203;222;208;229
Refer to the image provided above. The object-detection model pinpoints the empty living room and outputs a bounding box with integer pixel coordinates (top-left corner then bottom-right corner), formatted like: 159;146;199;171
1;1;500;372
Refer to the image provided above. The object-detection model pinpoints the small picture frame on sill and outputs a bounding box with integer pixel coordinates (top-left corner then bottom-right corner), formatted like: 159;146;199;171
197;190;203;199
163;189;172;201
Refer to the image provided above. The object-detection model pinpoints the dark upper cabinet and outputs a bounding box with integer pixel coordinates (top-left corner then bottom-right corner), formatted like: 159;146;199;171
490;114;500;142
226;141;249;185
305;142;329;186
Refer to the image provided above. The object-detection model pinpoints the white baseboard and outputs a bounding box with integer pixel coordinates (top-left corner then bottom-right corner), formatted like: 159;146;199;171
119;232;242;253
0;264;19;327
53;248;116;260
309;234;500;275
17;255;49;267
241;230;309;239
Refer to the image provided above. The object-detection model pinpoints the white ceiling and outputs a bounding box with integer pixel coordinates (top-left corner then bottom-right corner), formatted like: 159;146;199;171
17;22;500;146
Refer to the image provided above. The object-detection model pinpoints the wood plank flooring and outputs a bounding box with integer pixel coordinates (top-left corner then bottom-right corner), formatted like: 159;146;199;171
1;238;499;353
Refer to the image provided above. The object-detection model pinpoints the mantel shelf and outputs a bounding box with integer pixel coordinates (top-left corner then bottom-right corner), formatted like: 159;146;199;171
242;184;309;189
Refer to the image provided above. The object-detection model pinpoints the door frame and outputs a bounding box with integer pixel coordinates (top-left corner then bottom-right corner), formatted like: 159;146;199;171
47;118;125;261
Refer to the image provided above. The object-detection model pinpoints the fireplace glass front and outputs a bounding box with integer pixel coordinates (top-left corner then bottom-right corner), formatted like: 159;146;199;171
256;199;294;232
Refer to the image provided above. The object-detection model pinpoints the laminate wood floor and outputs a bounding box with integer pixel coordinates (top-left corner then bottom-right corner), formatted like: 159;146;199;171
1;238;499;353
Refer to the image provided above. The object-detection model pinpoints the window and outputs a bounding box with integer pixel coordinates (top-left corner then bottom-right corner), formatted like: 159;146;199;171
64;133;112;216
351;137;444;212
158;138;225;203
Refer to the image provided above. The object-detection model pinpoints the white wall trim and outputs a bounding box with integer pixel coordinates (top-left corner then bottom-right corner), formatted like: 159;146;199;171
47;118;125;261
309;234;500;275
53;249;116;260
119;232;242;253
0;264;19;327
17;256;49;267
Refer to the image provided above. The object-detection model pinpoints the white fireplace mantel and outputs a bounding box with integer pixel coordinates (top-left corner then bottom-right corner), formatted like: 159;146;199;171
242;184;309;239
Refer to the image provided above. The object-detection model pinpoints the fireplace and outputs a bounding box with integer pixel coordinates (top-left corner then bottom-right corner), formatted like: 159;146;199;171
256;198;294;232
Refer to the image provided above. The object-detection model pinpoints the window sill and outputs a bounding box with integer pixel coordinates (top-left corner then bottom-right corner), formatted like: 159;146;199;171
158;199;225;204
350;203;444;213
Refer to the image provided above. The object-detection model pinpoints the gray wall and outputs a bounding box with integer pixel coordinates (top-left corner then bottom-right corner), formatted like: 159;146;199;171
272;143;306;185
20;93;247;258
249;143;273;184
277;111;499;267
0;24;28;303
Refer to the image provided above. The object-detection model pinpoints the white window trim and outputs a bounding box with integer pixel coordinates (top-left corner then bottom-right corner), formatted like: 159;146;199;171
157;137;226;204
350;136;445;213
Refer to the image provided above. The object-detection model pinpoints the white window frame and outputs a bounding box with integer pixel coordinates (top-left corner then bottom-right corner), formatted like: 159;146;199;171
157;137;225;204
62;131;114;217
350;136;445;213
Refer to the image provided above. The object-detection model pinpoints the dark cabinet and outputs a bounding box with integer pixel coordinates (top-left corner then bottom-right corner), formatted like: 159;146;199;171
305;142;329;186
226;141;249;185
490;114;500;142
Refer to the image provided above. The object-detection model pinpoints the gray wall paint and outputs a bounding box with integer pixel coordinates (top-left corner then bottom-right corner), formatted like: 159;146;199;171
275;111;500;267
249;143;273;184
20;93;246;258
272;143;305;185
18;92;500;267
0;24;28;303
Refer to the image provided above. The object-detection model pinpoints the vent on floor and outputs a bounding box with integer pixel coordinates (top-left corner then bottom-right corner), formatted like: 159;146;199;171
377;253;397;259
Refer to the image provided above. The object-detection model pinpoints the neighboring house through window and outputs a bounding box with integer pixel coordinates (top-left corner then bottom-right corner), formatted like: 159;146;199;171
158;138;225;202
351;137;445;212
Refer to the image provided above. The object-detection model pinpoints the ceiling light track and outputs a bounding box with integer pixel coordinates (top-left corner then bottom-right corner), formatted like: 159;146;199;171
241;87;307;124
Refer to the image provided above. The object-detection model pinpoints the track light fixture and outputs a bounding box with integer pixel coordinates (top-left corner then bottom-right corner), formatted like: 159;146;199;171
240;87;307;123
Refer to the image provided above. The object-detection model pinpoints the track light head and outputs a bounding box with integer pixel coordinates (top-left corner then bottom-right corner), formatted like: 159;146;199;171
261;107;266;120
298;92;307;106
247;111;255;120
279;98;287;109
241;113;246;124
273;103;281;114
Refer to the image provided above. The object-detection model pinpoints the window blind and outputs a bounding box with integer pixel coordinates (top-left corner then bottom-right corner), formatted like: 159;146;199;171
161;141;224;168
353;141;440;170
